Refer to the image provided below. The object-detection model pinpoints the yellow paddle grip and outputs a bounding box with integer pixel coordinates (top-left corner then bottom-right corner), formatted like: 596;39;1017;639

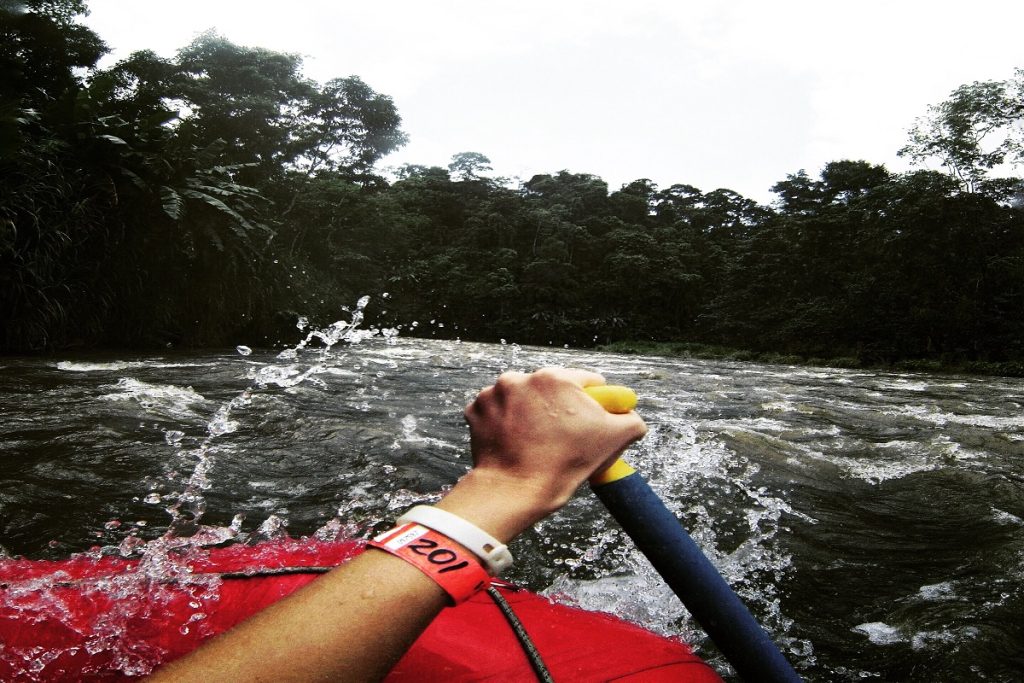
583;385;637;414
583;385;639;485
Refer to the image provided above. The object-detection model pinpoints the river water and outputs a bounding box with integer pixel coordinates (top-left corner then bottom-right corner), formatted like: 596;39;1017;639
1;320;1022;681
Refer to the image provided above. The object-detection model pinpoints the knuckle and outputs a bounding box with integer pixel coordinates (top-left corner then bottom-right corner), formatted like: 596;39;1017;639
466;385;496;419
532;367;567;384
529;367;563;388
494;371;525;389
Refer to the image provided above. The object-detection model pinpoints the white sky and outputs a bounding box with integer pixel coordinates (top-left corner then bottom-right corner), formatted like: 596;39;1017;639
83;0;1023;204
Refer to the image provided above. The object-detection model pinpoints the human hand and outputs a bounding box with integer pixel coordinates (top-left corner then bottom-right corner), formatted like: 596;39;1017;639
437;367;647;542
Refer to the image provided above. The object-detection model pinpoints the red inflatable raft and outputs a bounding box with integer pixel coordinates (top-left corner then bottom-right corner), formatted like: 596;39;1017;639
0;539;721;681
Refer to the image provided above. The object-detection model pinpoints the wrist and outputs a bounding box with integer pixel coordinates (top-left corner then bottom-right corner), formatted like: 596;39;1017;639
435;468;568;544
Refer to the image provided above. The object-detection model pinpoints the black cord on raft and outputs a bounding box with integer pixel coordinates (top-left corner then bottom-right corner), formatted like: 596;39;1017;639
486;585;555;683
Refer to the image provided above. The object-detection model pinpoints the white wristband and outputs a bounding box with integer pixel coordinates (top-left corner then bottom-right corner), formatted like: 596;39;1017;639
397;505;514;576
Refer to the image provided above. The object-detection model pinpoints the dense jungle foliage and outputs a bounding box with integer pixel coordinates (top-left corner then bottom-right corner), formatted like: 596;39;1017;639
3;1;1023;374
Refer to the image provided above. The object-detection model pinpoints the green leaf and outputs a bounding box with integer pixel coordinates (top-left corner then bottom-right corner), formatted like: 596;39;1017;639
180;188;255;237
161;186;183;220
99;134;128;146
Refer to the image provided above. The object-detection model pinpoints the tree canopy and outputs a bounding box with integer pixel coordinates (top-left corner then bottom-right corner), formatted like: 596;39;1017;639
900;70;1024;197
1;2;1022;375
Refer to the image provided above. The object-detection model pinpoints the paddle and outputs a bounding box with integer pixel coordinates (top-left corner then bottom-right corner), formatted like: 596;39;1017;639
583;385;802;683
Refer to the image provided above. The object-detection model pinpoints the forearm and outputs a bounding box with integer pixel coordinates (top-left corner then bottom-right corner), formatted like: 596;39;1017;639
149;475;546;682
149;549;447;683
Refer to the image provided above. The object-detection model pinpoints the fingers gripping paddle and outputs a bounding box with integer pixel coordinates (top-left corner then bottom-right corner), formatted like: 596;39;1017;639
583;385;802;683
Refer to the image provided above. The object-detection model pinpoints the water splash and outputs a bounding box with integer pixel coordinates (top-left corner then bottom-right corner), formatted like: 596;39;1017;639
279;295;374;360
164;296;385;535
0;297;393;678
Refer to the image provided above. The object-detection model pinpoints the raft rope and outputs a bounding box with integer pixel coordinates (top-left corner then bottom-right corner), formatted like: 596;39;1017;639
6;565;555;681
486;585;555;683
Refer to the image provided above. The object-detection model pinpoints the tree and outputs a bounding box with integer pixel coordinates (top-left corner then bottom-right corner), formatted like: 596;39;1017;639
0;0;106;109
819;160;891;203
101;33;406;183
522;171;610;225
447;151;493;181
295;75;407;177
609;179;658;224
771;170;825;214
900;70;1024;196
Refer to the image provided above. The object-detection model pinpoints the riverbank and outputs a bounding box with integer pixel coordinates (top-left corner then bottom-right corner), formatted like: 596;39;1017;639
595;340;1024;378
8;335;1022;379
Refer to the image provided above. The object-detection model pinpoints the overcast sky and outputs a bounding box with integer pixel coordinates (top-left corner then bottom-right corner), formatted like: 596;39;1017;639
83;0;1023;204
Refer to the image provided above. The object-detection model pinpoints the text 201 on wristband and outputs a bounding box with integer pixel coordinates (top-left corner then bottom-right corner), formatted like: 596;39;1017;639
368;523;490;604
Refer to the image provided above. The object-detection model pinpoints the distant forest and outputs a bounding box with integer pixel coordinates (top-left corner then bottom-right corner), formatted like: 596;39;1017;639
3;1;1023;374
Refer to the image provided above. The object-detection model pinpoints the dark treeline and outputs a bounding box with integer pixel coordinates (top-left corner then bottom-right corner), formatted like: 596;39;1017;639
3;2;1023;373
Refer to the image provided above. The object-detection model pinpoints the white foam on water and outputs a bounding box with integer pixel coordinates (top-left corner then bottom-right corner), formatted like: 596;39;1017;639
392;415;460;451
949;413;1024;429
99;378;209;420
779;369;850;381
249;481;310;496
992;508;1024;526
910;627;980;651
761;400;805;413
875;378;930;392
58;361;133;372
839;456;937;483
833;440;942;484
918;581;957;601
321;367;360;377
882;404;950;426
852;621;904;645
249;364;311;388
716;417;793;433
57;361;205;372
365;357;399;368
543;571;693;640
854;620;980;652
883;404;1024;431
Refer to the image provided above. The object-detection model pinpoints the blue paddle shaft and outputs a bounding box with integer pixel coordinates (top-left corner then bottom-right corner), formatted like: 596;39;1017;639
592;472;802;683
